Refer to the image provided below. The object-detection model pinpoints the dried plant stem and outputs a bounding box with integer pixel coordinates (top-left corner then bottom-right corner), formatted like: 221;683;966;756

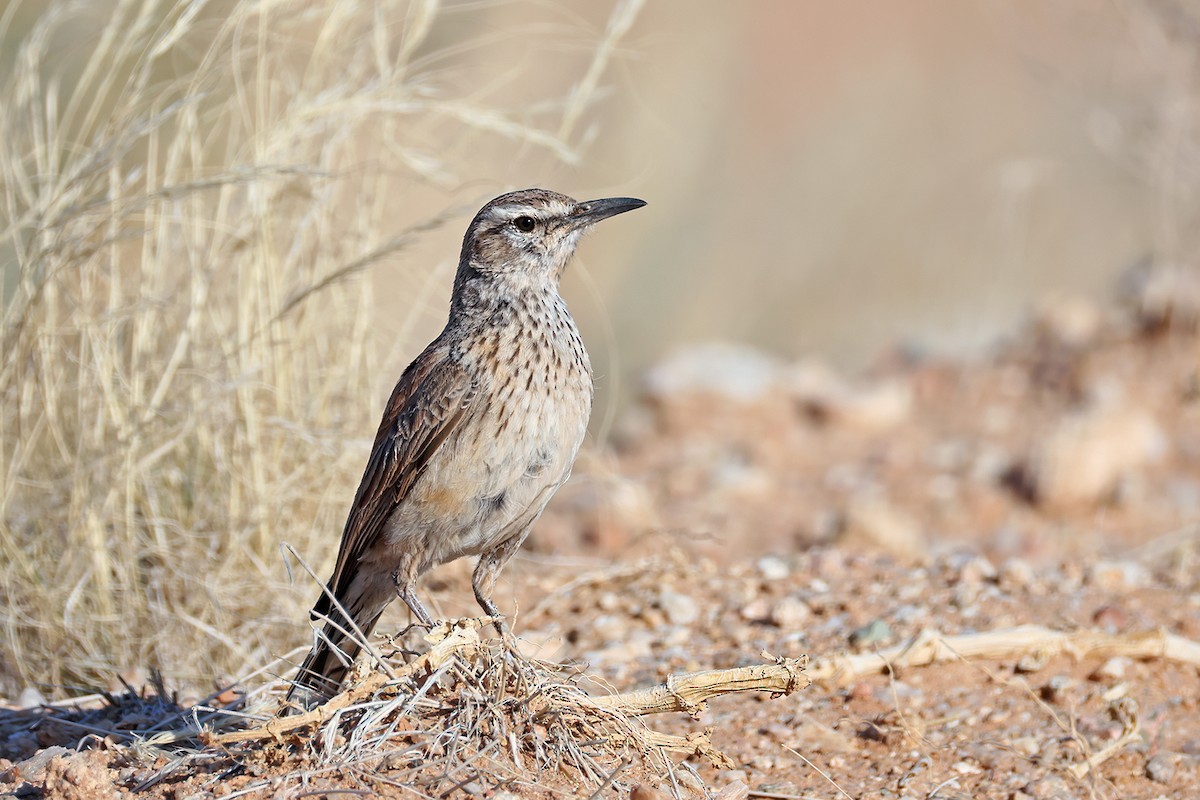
209;622;483;745
1067;712;1141;780
808;625;1200;684
590;657;809;717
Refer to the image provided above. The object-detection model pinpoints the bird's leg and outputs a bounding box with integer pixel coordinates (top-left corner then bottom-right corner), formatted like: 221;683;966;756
472;573;507;638
473;532;528;637
391;569;435;628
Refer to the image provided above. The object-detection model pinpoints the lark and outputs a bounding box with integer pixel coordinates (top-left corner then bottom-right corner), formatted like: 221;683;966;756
286;188;645;708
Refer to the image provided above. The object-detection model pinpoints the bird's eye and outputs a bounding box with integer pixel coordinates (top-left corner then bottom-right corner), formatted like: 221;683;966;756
513;215;536;233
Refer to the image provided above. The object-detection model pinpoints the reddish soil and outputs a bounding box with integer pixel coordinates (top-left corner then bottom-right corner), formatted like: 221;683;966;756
3;291;1200;799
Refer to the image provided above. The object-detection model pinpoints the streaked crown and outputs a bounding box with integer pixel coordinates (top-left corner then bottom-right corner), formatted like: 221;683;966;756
458;188;645;283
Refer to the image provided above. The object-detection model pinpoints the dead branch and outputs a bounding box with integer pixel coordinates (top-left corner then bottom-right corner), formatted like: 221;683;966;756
808;625;1200;684
590;656;809;718
1068;727;1141;780
631;729;736;770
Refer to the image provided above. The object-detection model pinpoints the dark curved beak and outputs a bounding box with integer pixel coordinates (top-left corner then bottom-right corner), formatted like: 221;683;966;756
572;196;647;227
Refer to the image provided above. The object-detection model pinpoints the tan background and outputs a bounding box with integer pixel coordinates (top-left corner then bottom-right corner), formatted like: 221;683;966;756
358;1;1190;424
1;0;1186;413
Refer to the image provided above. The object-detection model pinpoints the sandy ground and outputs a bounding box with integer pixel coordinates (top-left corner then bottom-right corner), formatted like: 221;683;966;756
3;282;1200;799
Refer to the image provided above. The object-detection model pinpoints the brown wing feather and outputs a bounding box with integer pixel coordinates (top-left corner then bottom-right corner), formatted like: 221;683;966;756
312;344;477;619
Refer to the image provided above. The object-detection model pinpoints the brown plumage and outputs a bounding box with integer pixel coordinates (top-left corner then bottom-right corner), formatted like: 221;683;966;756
285;188;645;709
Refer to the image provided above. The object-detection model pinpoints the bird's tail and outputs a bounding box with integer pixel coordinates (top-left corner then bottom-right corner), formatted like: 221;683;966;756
283;585;387;713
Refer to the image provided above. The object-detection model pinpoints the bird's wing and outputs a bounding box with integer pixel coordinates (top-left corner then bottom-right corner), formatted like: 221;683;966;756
313;346;479;617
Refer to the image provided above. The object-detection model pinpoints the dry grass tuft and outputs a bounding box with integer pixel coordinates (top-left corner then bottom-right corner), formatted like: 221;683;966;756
215;622;677;796
0;0;644;697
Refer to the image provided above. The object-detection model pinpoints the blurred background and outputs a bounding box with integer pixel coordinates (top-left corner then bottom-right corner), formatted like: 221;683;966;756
1;0;1197;696
345;0;1196;419
2;0;1192;418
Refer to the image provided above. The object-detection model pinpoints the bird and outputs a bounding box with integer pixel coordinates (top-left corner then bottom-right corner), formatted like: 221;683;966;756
285;188;645;709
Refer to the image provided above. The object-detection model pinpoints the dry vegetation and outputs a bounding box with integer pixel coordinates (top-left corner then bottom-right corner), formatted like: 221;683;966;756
4;2;1200;799
0;0;643;694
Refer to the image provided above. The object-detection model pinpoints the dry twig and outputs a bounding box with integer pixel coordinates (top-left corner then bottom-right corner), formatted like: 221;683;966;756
808;625;1200;684
592;655;808;717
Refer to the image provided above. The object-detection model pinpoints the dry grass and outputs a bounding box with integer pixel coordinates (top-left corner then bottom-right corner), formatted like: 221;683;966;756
0;0;644;698
0;619;803;797
207;623;674;796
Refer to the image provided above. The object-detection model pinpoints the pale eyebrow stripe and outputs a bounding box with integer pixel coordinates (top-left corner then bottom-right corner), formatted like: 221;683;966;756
494;203;568;220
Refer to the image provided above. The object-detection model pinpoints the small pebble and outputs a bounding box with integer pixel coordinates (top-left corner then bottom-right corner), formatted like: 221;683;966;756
714;782;751;800
585;631;652;664
892;604;927;625
757;555;790;580
1092;604;1128;631
1090;656;1131;681
999;558;1036;589
809;550;845;579
1023;773;1079;800
740;597;772;623
658;590;699;626
1101;683;1128;702
849;619;892;649
10;746;72;782
770;596;811;629
1146;754;1175;784
631;784;670;800
1011;737;1040;757
957;555;998;585
591;615;626;641
848;682;874;701
748;754;776;770
1086;560;1150;591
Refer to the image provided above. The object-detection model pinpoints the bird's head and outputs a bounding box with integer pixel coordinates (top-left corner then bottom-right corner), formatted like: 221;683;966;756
457;188;645;289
